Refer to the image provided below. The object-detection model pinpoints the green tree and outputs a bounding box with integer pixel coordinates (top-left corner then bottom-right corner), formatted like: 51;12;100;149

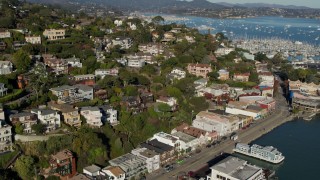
14;122;24;134
152;16;164;25
13;50;32;73
31;124;46;135
15;155;35;180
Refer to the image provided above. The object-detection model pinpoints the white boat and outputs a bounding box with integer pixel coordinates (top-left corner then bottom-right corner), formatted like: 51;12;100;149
234;143;285;164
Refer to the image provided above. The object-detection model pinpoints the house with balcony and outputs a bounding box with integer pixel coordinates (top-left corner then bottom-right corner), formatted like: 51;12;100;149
127;56;145;68
69;74;95;86
25;36;41;44
31;109;61;133
80;107;103;128
112;37;132;49
131;148;160;173
0;61;13;75
48;102;81;128
43;29;65;41
0;120;12;152
95;68;119;78
9;112;38;134
138;43;164;55
49;149;77;179
167;68;186;81
187;63;212;78
43;57;68;75
64;56;82;68
50;84;94;104
100;105;118;126
108;153;147;179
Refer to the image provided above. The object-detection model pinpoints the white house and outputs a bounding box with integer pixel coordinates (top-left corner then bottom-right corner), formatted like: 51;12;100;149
171;131;200;152
0;61;13;75
101;166;125;180
0;31;11;39
100;106;118;126
95;68;119;78
131;148;160;173
225;101;263;120
31;109;61;133
83;164;101;177
127;57;145;68
25;36;41;44
207;156;264;180
168;68;186;80
114;20;123;26
112;37;132;49
151;132;180;150
64;56;82;68
80;107;103;128
0;120;12;152
0;83;7;97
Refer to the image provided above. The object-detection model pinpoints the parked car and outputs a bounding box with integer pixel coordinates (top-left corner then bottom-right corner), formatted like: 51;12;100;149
165;164;174;172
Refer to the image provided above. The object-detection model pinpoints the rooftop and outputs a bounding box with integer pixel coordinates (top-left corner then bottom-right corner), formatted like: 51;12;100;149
83;164;101;173
103;166;125;176
172;131;196;143
211;156;262;180
52;149;73;161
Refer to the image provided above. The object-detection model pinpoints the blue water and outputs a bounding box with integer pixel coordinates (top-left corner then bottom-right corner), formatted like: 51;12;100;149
146;14;320;46
252;117;320;179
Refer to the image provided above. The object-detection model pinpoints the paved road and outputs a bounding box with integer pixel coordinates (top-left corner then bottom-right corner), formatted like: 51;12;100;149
148;96;292;180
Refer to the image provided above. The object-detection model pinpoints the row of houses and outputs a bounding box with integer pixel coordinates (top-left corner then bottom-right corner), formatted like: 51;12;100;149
9;103;117;134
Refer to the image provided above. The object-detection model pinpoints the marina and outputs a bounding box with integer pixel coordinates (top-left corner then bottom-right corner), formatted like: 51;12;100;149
233;143;285;164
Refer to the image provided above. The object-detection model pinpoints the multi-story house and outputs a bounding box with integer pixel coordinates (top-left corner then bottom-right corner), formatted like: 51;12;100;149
100;105;118;126
48;103;81;128
187;63;212;78
0;30;11;39
121;96;143;113
167;68;186;81
9;112;38;134
25;36;41;44
0;120;12;152
131;148;160;173
44;57;68;75
0;83;7;96
171;131;200;152
31;109;61;133
0;61;13;75
49;149;77;179
112;37;132;49
138;43;164;55
233;73;250;82
108;153;147;179
95;68;119;79
127;56;145;68
80;107;103;128
101;166;125;180
50;84;94;104
218;69;230;80
43;29;65;41
70;74;95;86
151;132;180;151
64;56;82;68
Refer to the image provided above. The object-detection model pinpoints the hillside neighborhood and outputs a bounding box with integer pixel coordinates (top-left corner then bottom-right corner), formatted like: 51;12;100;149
1;0;320;180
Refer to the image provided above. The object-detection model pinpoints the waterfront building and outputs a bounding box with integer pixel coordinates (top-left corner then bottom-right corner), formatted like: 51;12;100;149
207;156;264;180
226;101;264;120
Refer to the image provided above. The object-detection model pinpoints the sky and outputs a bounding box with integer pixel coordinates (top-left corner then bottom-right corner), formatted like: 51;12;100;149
208;0;320;8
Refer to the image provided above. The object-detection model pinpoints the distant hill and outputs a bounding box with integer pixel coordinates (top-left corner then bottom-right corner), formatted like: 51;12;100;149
216;2;311;9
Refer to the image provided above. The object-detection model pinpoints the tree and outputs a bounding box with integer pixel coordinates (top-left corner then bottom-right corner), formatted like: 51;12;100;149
13;50;32;73
207;71;219;82
152;16;164;25
249;72;259;83
31;124;46;135
15;155;35;180
15;122;24;134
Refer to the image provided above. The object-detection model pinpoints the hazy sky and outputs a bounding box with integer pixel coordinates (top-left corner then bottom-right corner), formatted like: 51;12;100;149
208;0;320;8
